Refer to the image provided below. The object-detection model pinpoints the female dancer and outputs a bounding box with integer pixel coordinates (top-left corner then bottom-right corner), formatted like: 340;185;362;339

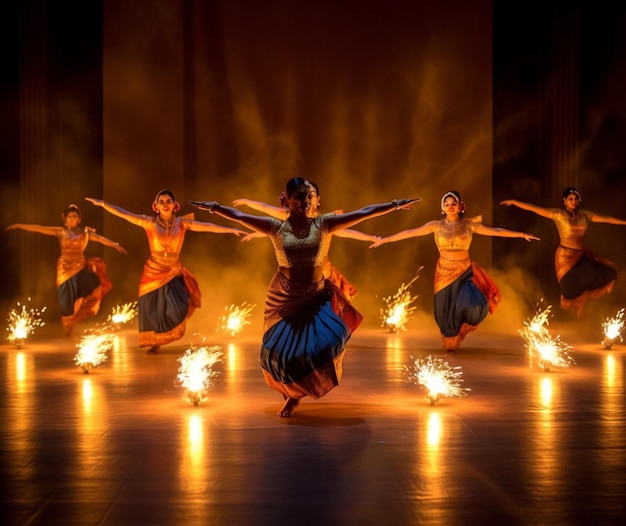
190;178;419;417
7;204;127;335
232;181;380;301
501;187;626;317
371;191;539;351
86;190;247;353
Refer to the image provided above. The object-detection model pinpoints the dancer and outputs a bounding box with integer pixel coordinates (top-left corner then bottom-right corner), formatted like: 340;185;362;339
7;204;126;335
86;190;247;353
501;187;626;317
190;178;420;416
232;181;380;301
371;191;539;351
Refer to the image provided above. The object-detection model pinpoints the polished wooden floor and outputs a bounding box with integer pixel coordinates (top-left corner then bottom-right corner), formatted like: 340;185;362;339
2;311;625;526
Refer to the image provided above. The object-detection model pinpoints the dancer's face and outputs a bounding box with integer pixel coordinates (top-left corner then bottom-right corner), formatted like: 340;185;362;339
442;196;460;217
563;193;580;212
155;194;175;219
64;211;81;229
287;184;315;216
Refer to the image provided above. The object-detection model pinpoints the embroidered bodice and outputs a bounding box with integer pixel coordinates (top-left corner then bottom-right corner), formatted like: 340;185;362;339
139;214;194;263
269;214;332;268
428;216;482;251
549;208;590;246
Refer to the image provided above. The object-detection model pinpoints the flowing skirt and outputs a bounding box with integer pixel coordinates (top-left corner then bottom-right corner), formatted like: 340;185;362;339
433;257;500;350
556;246;616;315
322;257;357;301
58;257;112;332
261;272;362;399
138;260;201;347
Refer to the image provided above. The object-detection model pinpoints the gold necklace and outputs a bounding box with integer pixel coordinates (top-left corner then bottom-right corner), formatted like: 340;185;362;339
156;215;175;256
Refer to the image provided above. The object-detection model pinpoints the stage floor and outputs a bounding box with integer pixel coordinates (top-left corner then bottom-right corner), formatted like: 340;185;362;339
1;314;625;526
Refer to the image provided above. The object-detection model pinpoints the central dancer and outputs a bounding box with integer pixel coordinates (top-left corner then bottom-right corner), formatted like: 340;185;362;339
190;178;420;417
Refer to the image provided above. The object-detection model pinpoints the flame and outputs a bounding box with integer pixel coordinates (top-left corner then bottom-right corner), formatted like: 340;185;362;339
217;302;255;336
602;307;625;349
380;268;422;333
6;299;47;348
74;325;115;373
107;301;138;326
176;344;223;405
403;354;470;405
519;302;574;371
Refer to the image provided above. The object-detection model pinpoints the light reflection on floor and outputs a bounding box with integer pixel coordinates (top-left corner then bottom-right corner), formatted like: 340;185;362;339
1;315;625;525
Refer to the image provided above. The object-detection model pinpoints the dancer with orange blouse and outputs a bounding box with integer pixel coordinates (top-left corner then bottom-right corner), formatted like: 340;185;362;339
87;190;247;353
7;204;126;335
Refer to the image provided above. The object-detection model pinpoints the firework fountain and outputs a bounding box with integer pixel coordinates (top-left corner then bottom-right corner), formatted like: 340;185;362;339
74;325;116;373
176;344;223;406
6;299;47;348
403;354;470;406
380;268;422;333
217;302;256;337
601;308;625;349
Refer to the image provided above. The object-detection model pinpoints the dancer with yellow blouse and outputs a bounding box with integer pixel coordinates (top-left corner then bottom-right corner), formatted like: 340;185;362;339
371;191;539;351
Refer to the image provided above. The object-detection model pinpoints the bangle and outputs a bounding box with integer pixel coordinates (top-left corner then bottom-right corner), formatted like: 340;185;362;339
209;202;220;213
391;199;400;210
114;242;119;246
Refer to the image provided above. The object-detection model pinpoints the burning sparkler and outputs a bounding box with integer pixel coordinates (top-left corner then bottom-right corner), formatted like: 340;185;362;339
381;268;422;333
217;302;255;336
601;308;625;349
519;303;574;371
74;325;115;373
107;301;138;328
403;354;470;406
176;344;223;406
6;299;47;348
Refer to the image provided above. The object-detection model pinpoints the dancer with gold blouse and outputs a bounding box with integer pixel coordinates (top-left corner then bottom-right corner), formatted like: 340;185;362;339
371;191;539;351
86;190;246;354
7;204;127;335
501;187;626;317
190;178;420;417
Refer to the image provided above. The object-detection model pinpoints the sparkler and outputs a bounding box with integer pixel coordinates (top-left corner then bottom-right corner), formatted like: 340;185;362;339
380;268;422;333
519;303;575;371
176;344;223;406
217;302;255;336
601;308;625;349
107;301;138;327
403;354;470;406
6;299;47;348
74;325;115;373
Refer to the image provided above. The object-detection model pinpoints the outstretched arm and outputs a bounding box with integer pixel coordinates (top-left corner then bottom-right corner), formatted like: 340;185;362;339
334;229;381;242
588;212;626;226
369;223;434;248
500;199;552;219
325;198;421;232
5;223;61;236
189;201;275;234
475;224;539;241
85;198;144;227
188;220;249;236
232;198;288;221
90;232;128;254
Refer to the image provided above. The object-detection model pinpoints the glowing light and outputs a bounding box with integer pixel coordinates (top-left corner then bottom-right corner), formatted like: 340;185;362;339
380;269;422;333
520;303;575;372
6;299;46;348
403;354;470;405
176;344;223;406
601;308;625;349
107;301;138;327
74;325;115;374
217;302;255;336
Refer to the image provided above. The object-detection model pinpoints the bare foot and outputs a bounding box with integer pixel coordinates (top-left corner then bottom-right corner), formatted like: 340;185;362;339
146;345;160;354
277;397;300;417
